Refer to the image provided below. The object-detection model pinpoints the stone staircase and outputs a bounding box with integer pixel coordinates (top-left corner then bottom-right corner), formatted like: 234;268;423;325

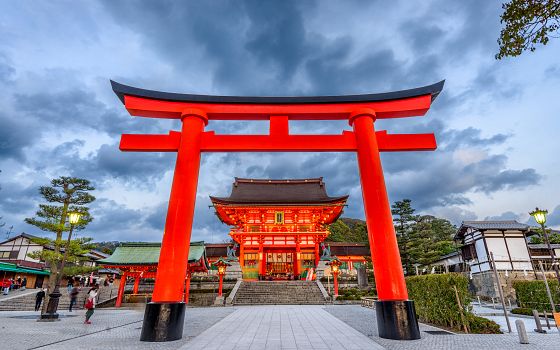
0;286;118;311
233;281;326;305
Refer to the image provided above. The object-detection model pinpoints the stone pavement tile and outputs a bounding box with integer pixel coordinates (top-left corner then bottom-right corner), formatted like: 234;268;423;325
325;304;560;350
0;306;234;350
181;305;383;350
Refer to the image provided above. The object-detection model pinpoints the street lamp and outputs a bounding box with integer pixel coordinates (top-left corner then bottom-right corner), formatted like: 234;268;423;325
530;207;560;285
328;257;342;298
40;211;82;321
213;258;231;297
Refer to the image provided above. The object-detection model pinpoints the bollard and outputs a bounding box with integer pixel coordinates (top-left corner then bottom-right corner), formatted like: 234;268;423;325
515;320;529;344
492;297;496;309
508;298;512;309
543;311;551;330
477;296;481;306
532;309;547;334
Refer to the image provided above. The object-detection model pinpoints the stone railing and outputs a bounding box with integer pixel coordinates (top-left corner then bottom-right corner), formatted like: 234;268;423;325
360;296;377;309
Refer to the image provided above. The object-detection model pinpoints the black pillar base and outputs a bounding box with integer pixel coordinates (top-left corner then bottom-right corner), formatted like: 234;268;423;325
140;302;186;342
376;300;420;340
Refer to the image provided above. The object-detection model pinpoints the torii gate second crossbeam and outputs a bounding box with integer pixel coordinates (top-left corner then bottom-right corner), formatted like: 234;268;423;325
111;79;444;342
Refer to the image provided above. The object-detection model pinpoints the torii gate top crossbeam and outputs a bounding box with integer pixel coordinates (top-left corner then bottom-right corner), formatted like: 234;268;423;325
112;80;443;153
111;80;444;120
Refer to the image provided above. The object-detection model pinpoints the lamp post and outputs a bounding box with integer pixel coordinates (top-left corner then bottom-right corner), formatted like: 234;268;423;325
213;258;230;297
328;257;342;298
530;207;560;285
40;212;81;321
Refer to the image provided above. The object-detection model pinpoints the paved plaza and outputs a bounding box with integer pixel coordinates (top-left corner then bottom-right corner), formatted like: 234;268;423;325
1;305;559;350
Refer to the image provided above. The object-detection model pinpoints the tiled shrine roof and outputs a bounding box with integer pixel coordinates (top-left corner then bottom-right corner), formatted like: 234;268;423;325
210;178;348;205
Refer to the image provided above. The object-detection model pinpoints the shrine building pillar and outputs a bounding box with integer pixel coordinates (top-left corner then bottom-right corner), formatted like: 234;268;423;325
258;240;265;277
133;275;140;294
140;109;207;342
116;272;127;308
295;237;301;276
239;241;244;268
314;240;320;266
183;271;191;304
351;109;420;340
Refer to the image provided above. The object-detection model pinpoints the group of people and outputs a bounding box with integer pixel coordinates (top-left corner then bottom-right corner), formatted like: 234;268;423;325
35;281;100;324
1;276;27;295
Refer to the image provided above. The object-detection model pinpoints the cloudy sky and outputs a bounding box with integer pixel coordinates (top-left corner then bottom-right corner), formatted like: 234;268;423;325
1;1;559;243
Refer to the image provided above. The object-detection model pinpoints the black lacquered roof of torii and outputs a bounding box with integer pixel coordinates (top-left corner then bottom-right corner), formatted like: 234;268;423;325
210;178;348;205
110;80;445;104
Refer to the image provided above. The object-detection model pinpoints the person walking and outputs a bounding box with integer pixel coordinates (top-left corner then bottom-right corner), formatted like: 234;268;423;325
21;277;27;291
2;279;11;295
67;279;73;294
35;289;45;311
84;285;99;324
69;284;79;312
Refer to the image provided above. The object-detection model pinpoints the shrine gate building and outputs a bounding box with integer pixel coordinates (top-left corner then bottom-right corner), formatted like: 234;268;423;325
211;178;347;280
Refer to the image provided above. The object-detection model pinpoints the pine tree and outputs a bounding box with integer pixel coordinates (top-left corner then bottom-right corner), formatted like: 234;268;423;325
391;199;417;275
24;177;95;309
407;215;457;268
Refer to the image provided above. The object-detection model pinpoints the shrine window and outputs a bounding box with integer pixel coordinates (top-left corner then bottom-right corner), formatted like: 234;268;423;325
244;253;259;267
275;211;284;224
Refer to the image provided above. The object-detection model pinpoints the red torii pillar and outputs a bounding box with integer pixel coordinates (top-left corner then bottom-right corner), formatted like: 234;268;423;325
111;79;444;342
140;110;207;341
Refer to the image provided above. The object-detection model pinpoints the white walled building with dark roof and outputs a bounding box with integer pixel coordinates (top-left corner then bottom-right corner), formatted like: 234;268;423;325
455;220;533;274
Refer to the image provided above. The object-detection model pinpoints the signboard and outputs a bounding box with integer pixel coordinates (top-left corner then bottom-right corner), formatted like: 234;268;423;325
323;267;332;277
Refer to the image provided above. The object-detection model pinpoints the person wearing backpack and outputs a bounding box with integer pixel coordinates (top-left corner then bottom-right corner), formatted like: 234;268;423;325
83;284;99;324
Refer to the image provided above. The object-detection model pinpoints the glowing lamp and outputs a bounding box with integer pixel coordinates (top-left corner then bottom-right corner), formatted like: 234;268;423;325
529;207;547;225
68;212;82;225
212;258;231;276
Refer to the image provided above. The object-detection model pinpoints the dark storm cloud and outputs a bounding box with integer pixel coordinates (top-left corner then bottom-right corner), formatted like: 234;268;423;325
0;53;15;83
13;88;167;137
0;114;39;160
485;211;521;221
0;0;554;242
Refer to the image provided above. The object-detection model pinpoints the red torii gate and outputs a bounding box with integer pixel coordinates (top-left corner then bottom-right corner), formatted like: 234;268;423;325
111;80;444;342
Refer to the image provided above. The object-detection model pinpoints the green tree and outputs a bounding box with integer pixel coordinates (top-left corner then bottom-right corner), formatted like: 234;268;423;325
497;0;560;59
327;219;352;242
24;177;95;308
392;199;417;275
327;218;369;244
407;215;457;267
529;227;560;244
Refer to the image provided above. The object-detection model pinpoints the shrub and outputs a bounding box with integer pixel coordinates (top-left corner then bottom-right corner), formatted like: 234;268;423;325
513;280;560;312
511;307;533;316
406;273;500;334
467;314;502;334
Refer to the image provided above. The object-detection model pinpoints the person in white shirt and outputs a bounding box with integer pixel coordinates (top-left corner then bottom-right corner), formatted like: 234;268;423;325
84;284;99;324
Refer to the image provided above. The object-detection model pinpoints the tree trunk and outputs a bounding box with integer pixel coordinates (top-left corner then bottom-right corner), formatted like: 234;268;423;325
43;199;69;312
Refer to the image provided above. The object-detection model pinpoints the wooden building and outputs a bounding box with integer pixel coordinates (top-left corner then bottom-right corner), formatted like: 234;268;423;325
210;178;348;279
455;220;533;273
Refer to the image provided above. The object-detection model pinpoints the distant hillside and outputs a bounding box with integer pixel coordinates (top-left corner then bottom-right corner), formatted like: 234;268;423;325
327;217;368;243
92;241;120;254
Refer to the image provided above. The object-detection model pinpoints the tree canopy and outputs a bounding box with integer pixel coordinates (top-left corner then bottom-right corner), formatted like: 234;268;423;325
24;177;96;299
497;0;560;59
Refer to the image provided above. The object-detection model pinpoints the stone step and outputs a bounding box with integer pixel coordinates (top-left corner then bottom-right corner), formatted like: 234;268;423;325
233;281;326;306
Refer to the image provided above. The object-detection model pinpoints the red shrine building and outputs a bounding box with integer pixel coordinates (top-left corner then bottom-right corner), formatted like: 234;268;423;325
211;178;347;280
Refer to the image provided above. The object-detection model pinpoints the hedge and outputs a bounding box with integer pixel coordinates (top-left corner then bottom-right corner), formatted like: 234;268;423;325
406;273;501;334
513;280;560;312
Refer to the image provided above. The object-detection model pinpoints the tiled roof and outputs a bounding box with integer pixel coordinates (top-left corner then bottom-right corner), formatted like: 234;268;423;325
461;221;529;230
527;244;560;249
98;241;206;266
210;178;348;205
456;220;529;239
